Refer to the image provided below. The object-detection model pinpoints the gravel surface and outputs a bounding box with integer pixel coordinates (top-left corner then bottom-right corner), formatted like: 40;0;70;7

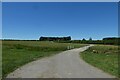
6;45;115;78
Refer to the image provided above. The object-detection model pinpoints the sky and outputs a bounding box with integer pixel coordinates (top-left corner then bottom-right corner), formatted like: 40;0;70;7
0;2;1;39
2;2;118;40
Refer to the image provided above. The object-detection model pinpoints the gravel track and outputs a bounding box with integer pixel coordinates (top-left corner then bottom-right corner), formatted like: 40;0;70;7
6;45;115;78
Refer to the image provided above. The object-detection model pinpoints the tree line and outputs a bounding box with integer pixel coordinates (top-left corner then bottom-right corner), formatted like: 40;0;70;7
58;37;120;45
39;36;71;41
2;37;119;45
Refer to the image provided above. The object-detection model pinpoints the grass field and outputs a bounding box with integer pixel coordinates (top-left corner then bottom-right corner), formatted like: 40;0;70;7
2;41;87;78
0;41;2;79
80;45;118;77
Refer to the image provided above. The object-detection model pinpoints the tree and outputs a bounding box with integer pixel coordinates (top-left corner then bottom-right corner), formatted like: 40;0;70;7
82;38;86;41
89;37;92;41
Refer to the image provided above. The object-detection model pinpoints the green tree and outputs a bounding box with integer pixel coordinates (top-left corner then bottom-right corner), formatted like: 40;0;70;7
89;37;92;41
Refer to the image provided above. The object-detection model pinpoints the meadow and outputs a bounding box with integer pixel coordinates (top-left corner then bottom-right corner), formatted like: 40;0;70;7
0;41;2;79
2;40;87;78
80;45;119;77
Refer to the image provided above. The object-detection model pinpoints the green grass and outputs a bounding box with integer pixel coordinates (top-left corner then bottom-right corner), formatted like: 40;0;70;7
0;41;2;79
2;41;87;78
80;45;118;77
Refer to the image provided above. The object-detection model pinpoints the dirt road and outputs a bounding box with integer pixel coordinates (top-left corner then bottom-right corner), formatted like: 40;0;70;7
6;45;115;78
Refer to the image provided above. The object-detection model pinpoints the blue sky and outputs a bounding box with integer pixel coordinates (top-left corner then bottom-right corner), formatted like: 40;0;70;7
2;2;118;40
0;2;1;39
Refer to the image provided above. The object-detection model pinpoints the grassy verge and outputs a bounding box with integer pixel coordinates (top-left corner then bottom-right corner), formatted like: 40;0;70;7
80;45;118;77
2;41;87;78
